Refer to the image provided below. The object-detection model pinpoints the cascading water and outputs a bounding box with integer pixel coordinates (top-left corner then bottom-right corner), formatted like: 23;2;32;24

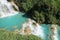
20;19;59;40
0;0;19;18
20;19;45;39
50;25;58;40
53;27;58;40
0;0;59;40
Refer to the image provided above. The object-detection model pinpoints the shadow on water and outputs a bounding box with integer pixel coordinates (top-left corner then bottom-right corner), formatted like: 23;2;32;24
22;14;29;18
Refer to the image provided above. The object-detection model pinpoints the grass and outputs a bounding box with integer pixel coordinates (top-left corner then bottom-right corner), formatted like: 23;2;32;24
0;29;42;40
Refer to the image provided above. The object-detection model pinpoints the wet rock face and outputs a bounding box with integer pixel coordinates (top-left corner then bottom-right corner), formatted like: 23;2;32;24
19;19;44;39
50;24;58;32
19;19;36;34
50;24;58;40
24;27;31;35
20;19;35;35
7;0;19;11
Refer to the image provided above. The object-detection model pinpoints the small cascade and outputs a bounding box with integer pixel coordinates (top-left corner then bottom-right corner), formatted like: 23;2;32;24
50;25;58;40
20;19;44;39
0;0;19;18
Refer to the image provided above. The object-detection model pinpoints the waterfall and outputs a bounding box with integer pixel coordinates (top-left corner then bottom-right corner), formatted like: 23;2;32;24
53;27;58;40
20;19;44;39
0;0;19;18
50;25;58;40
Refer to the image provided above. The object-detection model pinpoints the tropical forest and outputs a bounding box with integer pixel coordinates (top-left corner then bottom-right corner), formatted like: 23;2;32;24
0;0;60;40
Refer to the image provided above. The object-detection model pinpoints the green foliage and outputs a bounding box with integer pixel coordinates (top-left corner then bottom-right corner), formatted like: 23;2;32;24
14;0;60;25
49;15;57;24
0;30;42;40
14;0;39;12
33;11;45;23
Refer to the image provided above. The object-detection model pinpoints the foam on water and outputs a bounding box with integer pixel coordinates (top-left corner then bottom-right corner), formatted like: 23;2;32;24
51;25;58;40
53;26;58;40
0;0;59;40
20;19;44;39
0;0;18;18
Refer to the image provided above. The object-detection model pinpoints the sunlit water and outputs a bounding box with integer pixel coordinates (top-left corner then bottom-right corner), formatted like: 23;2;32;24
0;0;60;40
0;14;60;40
0;13;27;30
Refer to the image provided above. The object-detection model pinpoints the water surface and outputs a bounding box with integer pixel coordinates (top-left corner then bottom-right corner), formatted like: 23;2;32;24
0;13;60;40
0;13;27;31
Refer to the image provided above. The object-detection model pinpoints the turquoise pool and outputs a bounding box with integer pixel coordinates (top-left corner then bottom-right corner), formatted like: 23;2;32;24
0;12;60;40
0;12;27;31
40;24;60;40
41;24;51;40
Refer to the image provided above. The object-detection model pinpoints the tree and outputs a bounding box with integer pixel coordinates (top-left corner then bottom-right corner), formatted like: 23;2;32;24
14;0;60;25
33;11;45;23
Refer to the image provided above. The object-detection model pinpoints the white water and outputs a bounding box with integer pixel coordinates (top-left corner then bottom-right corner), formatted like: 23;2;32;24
51;25;58;40
20;19;44;39
0;0;19;18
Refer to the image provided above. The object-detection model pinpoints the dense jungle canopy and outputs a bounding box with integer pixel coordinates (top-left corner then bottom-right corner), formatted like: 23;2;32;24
9;0;60;25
